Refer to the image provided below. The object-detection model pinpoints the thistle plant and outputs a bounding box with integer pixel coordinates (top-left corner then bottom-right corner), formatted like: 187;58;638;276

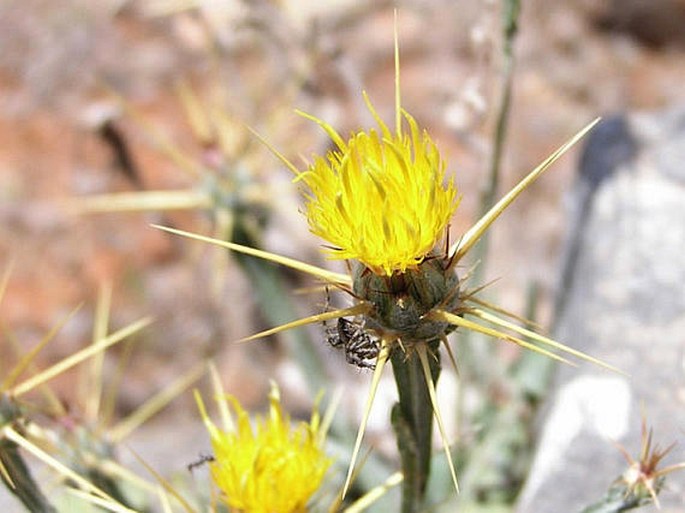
0;268;208;513
196;379;332;513
0;306;154;511
580;418;685;513
154;24;620;512
72;81;332;393
5;5;684;513
1;309;391;513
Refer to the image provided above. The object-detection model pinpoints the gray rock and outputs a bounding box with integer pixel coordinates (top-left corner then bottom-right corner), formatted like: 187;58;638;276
517;106;685;513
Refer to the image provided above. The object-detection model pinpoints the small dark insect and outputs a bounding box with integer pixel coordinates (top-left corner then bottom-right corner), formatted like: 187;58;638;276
326;317;380;370
187;453;215;473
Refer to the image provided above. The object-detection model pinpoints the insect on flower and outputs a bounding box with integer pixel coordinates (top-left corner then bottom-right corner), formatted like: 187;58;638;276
323;287;380;369
326;316;380;370
155;20;619;501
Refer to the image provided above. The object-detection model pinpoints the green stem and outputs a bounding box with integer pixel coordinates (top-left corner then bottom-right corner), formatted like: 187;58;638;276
472;0;520;283
391;340;441;513
578;480;662;513
1;396;57;513
457;0;522;439
0;443;56;513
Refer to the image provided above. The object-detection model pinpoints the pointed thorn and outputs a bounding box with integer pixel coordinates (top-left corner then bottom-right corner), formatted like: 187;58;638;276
152;224;352;285
471;308;625;374
450;118;601;263
237;304;370;343
417;345;459;494
429;310;574;366
342;339;391;499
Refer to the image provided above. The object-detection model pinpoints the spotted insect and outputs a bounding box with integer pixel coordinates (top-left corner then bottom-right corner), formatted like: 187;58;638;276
326;317;380;370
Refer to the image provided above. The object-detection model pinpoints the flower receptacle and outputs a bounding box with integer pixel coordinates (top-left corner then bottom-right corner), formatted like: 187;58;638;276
352;255;460;342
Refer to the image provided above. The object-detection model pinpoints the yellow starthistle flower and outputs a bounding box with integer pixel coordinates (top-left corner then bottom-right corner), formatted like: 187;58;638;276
297;96;459;277
196;384;331;513
157;107;609;503
157;22;616;507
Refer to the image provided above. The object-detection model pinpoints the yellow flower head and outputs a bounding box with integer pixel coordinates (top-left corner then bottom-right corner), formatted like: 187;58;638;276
197;384;331;513
297;95;459;276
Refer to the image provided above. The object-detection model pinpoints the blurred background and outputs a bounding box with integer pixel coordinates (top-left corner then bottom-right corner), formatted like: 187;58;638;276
1;0;685;510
